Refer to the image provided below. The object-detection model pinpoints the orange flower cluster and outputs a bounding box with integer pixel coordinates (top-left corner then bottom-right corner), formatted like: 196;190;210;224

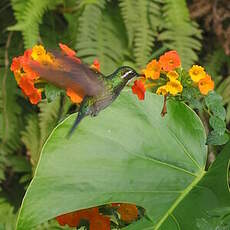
10;49;41;104
132;50;214;100
56;203;139;229
11;43;100;105
132;50;182;100
112;203;138;223
56;207;110;229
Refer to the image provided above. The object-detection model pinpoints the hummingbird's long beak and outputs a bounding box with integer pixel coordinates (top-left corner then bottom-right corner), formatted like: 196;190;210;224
137;73;145;77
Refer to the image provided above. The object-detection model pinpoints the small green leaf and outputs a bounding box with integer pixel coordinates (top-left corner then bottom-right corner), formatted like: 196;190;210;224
209;116;226;135
205;91;223;107
205;91;226;120
209;104;226;121
182;87;202;110
206;131;229;146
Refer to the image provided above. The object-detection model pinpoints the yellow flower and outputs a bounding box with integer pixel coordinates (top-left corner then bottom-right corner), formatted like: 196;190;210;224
167;71;179;80
166;79;183;96
31;45;46;61
31;45;53;65
40;52;54;65
14;70;23;84
143;59;161;80
156;85;168;96
189;65;206;83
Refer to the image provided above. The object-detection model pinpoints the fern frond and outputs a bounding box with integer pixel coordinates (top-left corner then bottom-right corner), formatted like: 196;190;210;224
21;114;41;167
159;0;202;69
133;0;162;68
39;97;65;144
0;33;23;156
10;0;62;48
21;97;70;168
76;2;127;74
76;0;105;45
119;0;138;47
0;197;16;229
134;0;152;68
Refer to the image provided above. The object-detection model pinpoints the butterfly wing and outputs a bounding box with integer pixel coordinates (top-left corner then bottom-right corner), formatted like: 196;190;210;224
28;52;105;97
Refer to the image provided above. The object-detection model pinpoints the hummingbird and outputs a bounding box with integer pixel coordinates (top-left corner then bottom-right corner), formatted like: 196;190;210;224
28;52;138;137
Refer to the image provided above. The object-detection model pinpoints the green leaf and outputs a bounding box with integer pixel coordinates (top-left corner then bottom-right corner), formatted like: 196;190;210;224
182;87;202;110
206;131;229;146
205;91;223;107
16;91;207;229
209;104;226;121
205;91;226;120
160;142;230;229
209;116;226;135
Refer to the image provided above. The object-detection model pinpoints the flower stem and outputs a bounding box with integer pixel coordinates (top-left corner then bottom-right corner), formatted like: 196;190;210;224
161;94;168;117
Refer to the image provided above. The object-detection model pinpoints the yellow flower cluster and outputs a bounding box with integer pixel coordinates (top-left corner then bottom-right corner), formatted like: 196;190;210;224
189;65;214;95
156;71;183;96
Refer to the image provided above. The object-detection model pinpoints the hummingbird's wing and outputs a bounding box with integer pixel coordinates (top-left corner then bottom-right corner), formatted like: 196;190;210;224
28;52;105;97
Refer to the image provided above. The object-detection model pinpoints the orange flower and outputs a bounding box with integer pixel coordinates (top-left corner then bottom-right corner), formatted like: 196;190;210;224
23;49;32;60
66;88;84;104
10;57;22;72
59;43;76;57
56;212;77;227
18;76;42;104
132;80;146;100
117;204;138;223
198;74;214;95
56;207;111;229
143;59;161;80
56;208;99;227
19;76;36;96
29;89;42;105
90;215;110;230
59;43;81;64
91;59;100;72
159;50;181;72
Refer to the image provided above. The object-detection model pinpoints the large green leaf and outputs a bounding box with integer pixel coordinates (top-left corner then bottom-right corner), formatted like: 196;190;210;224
160;142;230;230
16;91;207;229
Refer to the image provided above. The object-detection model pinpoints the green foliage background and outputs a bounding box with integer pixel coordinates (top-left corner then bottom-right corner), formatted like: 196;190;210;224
0;0;229;229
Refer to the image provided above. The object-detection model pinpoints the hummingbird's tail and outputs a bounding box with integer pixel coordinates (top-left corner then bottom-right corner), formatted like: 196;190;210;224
66;96;90;138
66;111;85;138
